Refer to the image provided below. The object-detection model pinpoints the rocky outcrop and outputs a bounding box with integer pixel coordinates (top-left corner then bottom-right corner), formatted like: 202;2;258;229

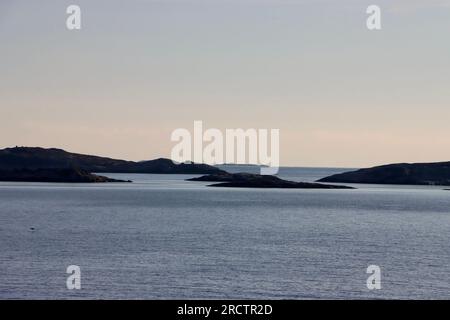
318;162;450;186
188;172;354;189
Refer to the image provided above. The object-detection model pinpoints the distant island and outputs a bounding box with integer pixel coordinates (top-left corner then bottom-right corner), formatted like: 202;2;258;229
188;172;354;189
0;147;224;183
319;161;450;186
217;163;268;167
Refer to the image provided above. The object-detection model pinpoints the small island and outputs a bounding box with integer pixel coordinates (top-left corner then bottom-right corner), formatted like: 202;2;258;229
188;172;354;189
0;168;129;183
319;161;450;186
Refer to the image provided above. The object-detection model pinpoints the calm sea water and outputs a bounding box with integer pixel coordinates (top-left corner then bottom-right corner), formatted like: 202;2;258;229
1;167;449;299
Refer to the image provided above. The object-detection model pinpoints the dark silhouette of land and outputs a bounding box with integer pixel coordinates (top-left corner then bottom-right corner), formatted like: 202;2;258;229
188;172;354;189
4;147;449;187
0;147;224;173
0;146;224;183
319;162;450;186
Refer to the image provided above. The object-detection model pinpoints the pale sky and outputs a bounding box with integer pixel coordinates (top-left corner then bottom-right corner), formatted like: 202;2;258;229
1;0;450;167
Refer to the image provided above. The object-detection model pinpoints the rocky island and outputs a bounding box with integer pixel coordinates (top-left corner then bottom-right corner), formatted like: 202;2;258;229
188;172;354;189
0;146;224;183
319;161;450;186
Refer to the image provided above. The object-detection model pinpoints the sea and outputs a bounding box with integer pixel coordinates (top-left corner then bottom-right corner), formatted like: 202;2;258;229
0;166;449;299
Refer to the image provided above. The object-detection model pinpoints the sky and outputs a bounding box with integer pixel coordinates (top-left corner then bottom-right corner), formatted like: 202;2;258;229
1;0;450;167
